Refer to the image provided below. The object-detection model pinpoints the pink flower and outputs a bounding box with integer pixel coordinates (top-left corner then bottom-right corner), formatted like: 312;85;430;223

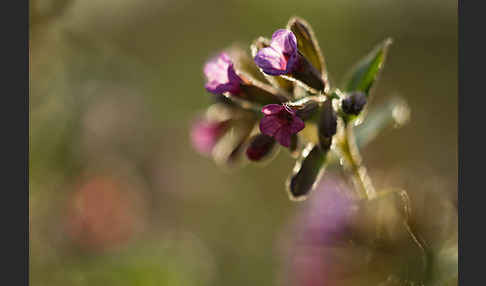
259;104;305;147
254;29;298;75
190;118;227;155
203;52;242;95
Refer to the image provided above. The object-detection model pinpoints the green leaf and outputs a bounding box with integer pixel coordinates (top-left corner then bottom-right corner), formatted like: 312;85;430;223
342;38;392;97
325;96;410;168
354;96;410;148
286;144;328;201
287;17;328;88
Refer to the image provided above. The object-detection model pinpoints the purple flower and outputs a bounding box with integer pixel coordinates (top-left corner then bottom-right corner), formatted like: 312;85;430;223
203;52;242;95
283;176;357;286
259;104;305;147
254;29;299;76
190;118;227;155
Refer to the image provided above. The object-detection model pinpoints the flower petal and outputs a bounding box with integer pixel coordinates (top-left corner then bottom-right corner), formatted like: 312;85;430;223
274;127;292;147
259;115;283;137
270;29;297;55
204;52;241;94
204;53;230;82
191;119;226;155
254;47;287;75
289;116;305;134
262;104;284;115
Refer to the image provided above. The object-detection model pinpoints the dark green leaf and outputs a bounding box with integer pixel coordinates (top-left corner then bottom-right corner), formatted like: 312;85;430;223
286;144;328;201
342;38;392;97
287;16;328;88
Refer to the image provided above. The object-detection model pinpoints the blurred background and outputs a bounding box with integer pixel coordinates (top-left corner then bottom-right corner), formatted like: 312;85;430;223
30;0;457;285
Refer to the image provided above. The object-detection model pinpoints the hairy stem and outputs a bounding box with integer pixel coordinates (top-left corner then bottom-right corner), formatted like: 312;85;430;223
339;121;377;200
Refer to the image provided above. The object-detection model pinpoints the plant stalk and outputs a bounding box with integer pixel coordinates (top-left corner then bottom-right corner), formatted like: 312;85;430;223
339;121;377;200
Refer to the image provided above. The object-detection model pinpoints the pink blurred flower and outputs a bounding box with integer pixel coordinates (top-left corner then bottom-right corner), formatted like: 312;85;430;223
65;177;146;251
190;118;228;155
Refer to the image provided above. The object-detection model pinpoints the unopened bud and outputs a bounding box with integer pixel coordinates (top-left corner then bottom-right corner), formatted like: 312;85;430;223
246;134;276;161
291;53;325;92
341;91;367;115
318;100;337;150
295;101;319;120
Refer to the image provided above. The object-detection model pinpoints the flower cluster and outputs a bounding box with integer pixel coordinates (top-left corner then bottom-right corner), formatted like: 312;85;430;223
191;17;395;200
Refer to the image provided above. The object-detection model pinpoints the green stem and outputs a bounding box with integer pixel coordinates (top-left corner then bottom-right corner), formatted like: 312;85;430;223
339;121;377;200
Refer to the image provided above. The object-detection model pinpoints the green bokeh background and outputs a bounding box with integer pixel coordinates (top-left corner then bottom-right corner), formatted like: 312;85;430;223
30;0;457;285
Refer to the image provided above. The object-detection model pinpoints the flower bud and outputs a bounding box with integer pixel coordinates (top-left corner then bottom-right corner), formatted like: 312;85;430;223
341;91;367;115
246;134;276;161
290;52;325;91
318;100;337;150
295;101;319;121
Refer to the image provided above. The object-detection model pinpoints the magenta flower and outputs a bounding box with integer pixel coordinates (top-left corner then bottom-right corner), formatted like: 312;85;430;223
190;118;227;155
254;29;299;76
203;52;242;95
259;104;305;147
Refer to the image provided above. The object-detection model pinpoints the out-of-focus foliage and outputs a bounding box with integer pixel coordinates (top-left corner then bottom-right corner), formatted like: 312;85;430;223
30;0;457;285
281;175;457;286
